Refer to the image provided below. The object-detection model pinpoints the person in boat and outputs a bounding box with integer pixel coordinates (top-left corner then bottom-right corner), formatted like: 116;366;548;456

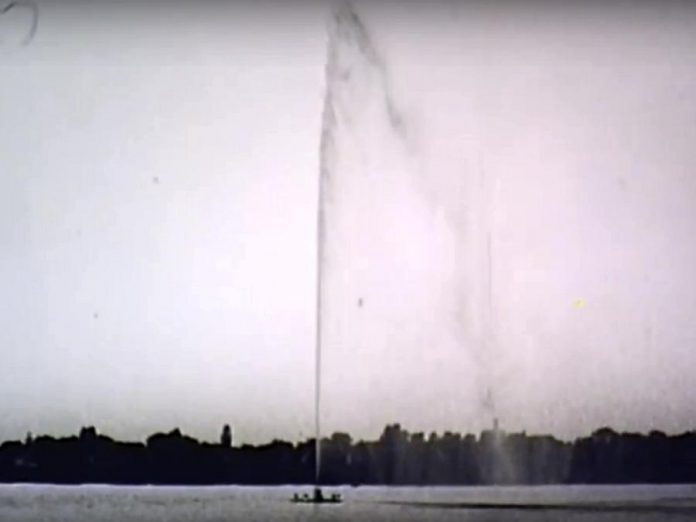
313;487;324;502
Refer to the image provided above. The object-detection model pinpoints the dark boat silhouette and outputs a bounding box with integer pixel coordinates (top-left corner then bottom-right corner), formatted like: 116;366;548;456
292;489;342;505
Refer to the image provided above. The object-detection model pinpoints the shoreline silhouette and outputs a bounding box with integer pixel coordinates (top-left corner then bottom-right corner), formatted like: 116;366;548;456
1;423;695;486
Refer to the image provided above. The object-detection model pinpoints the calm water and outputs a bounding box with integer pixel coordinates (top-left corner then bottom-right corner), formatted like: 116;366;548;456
1;484;695;522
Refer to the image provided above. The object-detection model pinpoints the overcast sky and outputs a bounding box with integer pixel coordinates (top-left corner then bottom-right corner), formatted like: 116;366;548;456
1;1;696;444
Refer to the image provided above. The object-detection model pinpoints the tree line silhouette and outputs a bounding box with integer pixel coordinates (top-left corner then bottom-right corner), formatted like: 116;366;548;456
1;423;695;485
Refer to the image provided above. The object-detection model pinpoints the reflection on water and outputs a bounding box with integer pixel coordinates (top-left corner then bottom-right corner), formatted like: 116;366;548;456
1;485;695;522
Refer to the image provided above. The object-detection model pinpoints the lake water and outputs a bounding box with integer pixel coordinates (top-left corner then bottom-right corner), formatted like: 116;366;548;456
1;484;696;521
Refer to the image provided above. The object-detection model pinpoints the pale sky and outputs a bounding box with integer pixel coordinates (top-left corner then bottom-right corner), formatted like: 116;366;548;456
1;1;696;444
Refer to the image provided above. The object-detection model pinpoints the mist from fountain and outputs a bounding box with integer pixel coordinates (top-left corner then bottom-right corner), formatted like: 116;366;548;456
317;1;513;480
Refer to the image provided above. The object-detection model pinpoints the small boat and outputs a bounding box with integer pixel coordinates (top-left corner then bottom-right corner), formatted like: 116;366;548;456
291;488;343;504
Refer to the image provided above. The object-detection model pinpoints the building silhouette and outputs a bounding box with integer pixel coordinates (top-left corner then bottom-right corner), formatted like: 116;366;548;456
220;425;233;448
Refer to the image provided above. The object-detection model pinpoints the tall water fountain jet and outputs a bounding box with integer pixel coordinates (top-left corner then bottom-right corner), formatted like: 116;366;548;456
317;1;505;440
